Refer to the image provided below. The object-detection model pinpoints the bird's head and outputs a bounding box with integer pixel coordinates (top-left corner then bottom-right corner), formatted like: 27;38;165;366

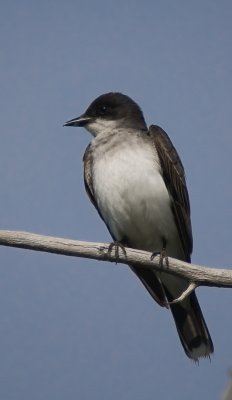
64;92;147;136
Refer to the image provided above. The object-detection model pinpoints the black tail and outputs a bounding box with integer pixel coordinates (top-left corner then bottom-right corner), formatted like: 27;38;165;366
130;265;214;361
167;290;214;361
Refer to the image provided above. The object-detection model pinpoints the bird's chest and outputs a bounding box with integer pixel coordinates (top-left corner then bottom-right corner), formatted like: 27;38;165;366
92;143;174;249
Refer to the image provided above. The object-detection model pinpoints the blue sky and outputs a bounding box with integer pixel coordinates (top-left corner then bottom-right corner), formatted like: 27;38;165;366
0;1;232;399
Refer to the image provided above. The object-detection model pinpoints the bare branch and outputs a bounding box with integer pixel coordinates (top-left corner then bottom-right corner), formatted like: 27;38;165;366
0;230;232;289
167;282;197;304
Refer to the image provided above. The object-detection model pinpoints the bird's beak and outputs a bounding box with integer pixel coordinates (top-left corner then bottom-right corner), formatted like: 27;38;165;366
63;114;92;127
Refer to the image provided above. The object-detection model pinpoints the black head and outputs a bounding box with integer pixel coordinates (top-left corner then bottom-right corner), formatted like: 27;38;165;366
64;92;147;135
85;92;146;126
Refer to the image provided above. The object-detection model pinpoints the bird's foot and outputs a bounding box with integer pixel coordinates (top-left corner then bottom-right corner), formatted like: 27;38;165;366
108;241;127;263
159;247;169;268
150;251;159;261
151;242;169;268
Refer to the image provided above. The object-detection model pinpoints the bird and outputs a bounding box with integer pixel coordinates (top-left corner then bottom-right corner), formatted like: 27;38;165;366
64;92;214;361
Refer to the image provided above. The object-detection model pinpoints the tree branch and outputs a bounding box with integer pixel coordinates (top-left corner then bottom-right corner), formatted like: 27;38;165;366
167;282;197;304
0;230;232;294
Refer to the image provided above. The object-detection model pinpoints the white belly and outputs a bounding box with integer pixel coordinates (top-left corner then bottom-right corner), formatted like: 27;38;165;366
92;141;183;258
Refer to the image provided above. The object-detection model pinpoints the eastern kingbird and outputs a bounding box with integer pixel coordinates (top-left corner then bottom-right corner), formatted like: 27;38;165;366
64;92;214;361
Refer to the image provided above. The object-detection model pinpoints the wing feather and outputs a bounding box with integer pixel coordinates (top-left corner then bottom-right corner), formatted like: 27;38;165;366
148;125;193;261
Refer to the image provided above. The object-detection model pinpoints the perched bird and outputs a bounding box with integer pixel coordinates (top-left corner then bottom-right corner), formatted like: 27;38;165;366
64;92;214;361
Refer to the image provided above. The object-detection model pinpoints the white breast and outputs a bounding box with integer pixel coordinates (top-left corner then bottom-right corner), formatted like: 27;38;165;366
92;135;183;257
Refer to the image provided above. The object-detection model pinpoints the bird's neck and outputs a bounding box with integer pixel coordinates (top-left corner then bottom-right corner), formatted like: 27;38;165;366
91;127;146;156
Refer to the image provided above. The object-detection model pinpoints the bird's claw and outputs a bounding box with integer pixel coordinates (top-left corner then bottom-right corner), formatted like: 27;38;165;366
108;241;127;263
151;246;169;268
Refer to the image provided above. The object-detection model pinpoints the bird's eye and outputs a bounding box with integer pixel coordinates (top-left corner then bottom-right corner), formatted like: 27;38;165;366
99;105;107;115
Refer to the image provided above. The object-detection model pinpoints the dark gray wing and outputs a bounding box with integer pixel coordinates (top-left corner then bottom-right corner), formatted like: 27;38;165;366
148;125;193;261
83;144;95;207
